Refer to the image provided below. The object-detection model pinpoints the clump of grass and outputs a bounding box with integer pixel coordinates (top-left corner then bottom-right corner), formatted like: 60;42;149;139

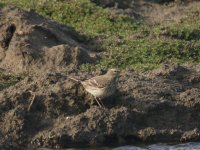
1;0;200;72
0;72;23;91
0;2;5;8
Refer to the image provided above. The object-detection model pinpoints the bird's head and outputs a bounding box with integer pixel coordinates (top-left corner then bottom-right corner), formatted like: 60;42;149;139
107;68;120;77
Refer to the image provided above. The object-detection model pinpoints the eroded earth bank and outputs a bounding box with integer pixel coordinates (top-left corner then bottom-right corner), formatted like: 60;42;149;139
1;3;200;150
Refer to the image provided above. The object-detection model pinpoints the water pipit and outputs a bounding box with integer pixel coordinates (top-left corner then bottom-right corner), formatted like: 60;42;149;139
69;69;120;108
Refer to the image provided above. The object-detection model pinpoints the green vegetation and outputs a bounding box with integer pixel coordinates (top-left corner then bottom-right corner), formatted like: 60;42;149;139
0;72;23;91
0;3;5;8
1;0;200;72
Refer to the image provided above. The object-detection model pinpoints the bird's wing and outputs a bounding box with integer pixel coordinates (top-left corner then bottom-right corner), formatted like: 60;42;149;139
82;76;108;89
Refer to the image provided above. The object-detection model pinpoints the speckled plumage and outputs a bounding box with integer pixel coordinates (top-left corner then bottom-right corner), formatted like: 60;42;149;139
69;69;120;107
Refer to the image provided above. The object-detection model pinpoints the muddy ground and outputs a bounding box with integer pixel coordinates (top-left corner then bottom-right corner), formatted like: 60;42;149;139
1;1;200;149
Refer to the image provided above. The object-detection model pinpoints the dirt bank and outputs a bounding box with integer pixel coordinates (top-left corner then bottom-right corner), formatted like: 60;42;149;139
2;63;200;149
0;7;97;75
92;0;200;24
1;4;200;150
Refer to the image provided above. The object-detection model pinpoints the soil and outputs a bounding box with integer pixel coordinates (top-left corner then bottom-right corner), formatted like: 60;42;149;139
1;2;200;149
0;7;98;75
92;0;200;24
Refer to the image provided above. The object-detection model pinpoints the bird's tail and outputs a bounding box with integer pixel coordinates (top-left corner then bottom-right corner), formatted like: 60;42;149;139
68;76;80;82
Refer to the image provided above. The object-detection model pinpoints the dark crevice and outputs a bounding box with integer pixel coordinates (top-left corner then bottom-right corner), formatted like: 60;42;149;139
103;134;143;147
0;24;16;50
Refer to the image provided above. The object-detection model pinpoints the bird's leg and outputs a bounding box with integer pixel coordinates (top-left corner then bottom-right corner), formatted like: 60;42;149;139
95;97;102;108
98;97;105;108
27;90;36;111
90;99;94;106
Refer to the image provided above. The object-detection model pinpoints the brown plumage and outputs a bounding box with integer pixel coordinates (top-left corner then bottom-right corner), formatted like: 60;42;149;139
69;68;120;108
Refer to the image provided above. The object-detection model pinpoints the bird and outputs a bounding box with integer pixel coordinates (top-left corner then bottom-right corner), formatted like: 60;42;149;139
69;68;120;108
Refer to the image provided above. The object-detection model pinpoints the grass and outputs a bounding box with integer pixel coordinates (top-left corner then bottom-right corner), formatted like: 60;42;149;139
1;0;200;73
0;72;23;91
